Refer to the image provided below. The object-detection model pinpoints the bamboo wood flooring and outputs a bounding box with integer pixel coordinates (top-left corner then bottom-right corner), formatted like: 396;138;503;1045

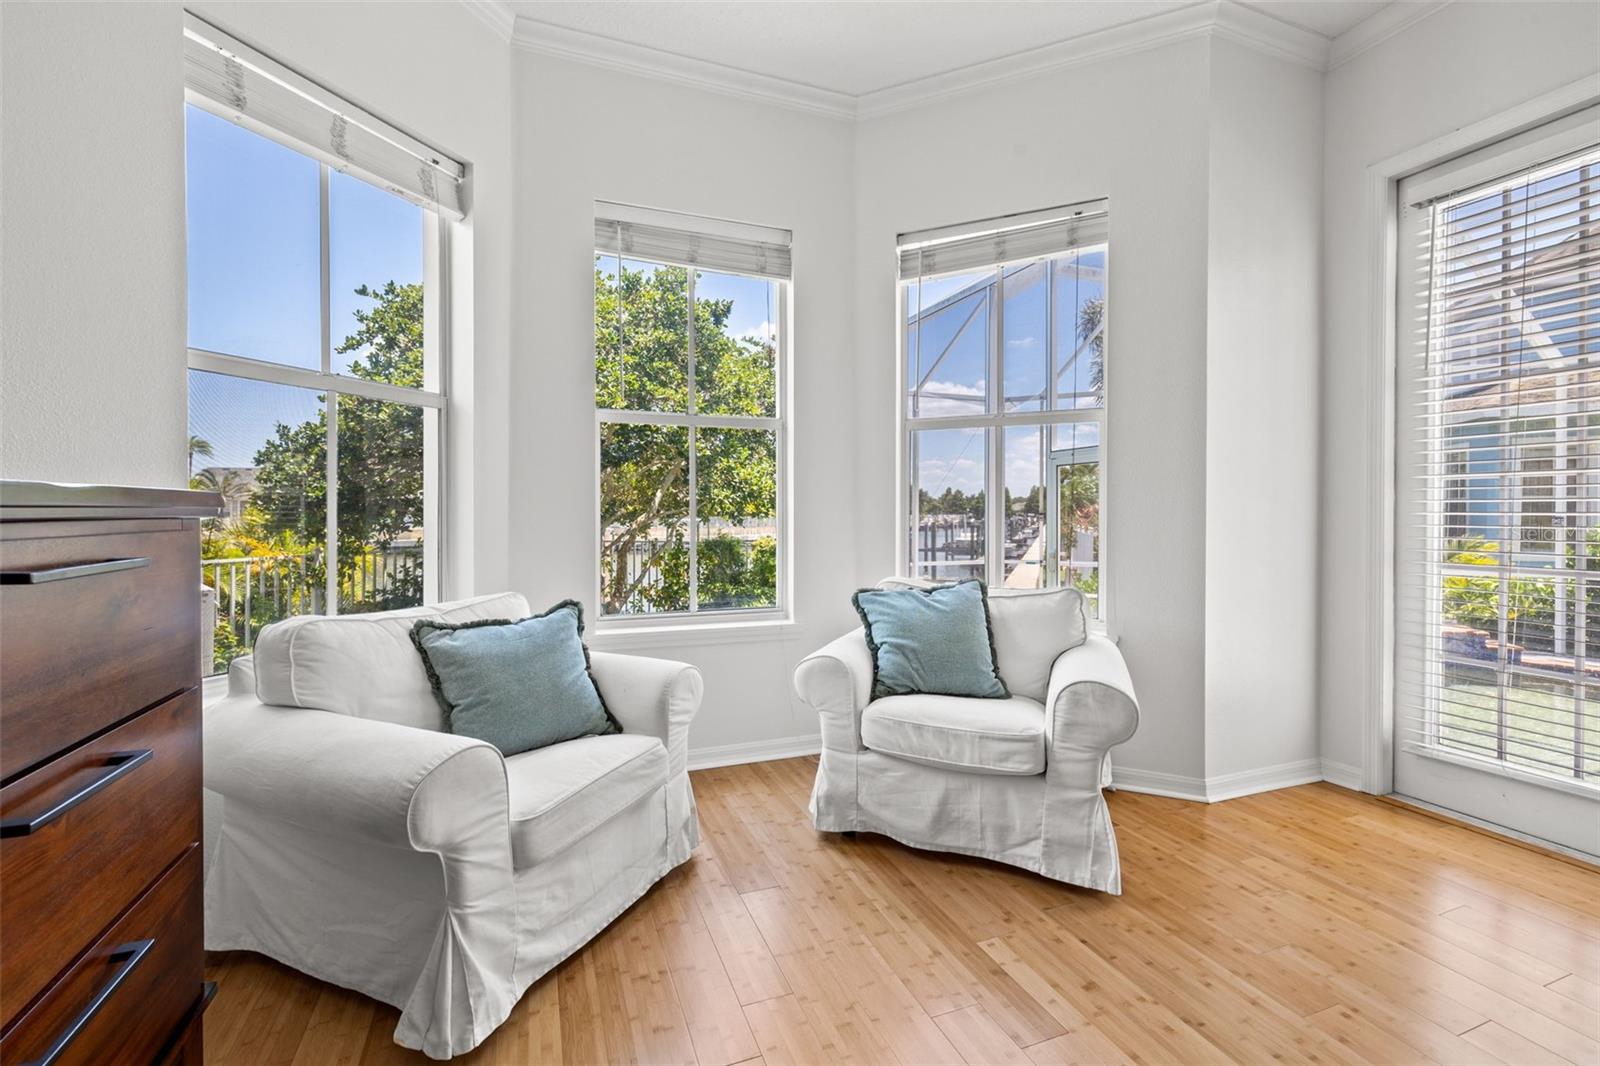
202;756;1600;1065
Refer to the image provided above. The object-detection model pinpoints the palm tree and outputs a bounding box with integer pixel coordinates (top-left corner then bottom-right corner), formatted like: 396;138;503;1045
188;434;215;479
1077;297;1106;404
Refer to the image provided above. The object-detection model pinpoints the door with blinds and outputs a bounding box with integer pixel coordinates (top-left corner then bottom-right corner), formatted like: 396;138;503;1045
1394;106;1600;857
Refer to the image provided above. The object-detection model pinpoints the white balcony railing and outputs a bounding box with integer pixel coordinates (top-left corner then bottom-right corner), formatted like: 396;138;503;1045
201;545;423;673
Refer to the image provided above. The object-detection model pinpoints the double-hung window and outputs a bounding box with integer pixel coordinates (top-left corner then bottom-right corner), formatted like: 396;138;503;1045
593;204;790;621
898;203;1109;618
183;15;462;674
1396;108;1600;796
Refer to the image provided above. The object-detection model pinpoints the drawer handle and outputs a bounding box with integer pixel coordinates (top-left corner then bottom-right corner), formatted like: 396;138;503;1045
0;750;153;837
0;557;150;584
23;939;155;1066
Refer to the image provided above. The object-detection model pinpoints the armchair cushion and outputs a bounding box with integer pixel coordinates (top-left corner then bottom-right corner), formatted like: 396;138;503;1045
987;586;1090;702
253;592;531;730
410;601;617;756
861;693;1046;776
504;734;666;869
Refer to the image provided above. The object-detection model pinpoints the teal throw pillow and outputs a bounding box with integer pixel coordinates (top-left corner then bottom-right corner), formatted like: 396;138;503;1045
851;579;1009;701
410;600;619;755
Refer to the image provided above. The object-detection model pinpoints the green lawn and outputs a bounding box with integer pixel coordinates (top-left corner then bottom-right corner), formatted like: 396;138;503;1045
1438;676;1599;779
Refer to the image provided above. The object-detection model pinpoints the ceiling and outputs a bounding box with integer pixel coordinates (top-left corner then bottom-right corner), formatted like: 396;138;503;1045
505;1;1392;98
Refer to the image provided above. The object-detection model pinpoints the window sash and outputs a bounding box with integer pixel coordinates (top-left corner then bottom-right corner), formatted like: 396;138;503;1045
897;218;1109;611
1396;114;1600;789
595;254;788;622
187;159;448;619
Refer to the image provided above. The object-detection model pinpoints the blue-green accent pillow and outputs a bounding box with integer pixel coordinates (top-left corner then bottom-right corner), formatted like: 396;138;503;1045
851;580;1009;701
409;600;619;756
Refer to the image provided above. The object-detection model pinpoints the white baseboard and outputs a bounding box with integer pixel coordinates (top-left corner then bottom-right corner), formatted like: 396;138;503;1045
686;742;1366;804
688;735;821;771
1319;758;1366;792
1113;757;1328;803
1108;765;1210;801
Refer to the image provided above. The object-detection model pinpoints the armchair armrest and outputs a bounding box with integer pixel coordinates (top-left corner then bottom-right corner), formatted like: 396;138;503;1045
1044;635;1140;779
794;627;873;753
204;695;509;855
587;652;702;778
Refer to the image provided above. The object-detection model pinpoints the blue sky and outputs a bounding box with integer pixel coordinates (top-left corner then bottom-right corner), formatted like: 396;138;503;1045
187;104;422;468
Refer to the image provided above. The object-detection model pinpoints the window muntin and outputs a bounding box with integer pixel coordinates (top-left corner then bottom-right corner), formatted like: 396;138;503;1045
1400;143;1600;786
594;213;788;621
186;104;445;676
900;209;1108;618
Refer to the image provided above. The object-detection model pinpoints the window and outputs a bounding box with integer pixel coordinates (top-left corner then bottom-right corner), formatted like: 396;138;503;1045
593;205;790;621
185;16;460;675
1397;120;1600;788
899;204;1109;618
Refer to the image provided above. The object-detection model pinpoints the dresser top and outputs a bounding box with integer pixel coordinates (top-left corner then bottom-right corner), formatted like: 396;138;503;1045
0;481;223;520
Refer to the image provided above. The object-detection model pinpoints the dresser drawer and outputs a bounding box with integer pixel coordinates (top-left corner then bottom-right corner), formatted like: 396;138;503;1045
0;847;204;1066
0;689;200;1029
0;521;199;781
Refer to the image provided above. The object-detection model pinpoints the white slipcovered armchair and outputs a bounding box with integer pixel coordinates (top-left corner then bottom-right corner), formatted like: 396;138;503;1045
202;593;701;1059
794;583;1137;893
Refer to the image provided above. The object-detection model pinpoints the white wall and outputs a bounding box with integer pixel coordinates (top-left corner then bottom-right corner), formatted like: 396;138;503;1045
854;39;1216;780
1203;39;1323;781
1318;2;1600;778
511;54;859;758
0;1;515;595
16;2;1588;786
2;3;189;487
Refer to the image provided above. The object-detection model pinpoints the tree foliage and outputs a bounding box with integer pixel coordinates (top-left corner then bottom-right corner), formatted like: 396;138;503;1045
244;281;425;610
596;262;777;613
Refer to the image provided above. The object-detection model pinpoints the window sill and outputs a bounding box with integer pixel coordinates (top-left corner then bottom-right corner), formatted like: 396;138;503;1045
1402;741;1599;801
202;673;231;708
591;616;797;650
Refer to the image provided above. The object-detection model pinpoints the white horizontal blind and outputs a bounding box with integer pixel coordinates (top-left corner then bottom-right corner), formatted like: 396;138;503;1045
593;215;791;280
1396;130;1600;788
898;202;1109;280
183;14;466;218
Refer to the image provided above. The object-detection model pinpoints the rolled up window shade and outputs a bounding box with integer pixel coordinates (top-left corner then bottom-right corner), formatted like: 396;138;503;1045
183;14;466;218
593;212;792;279
898;202;1109;280
1395;124;1600;786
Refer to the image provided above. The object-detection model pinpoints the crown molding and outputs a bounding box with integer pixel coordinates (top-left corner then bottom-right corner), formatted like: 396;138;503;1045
482;0;1344;122
1328;0;1451;70
1211;1;1330;70
856;2;1219;119
510;18;857;119
459;0;515;42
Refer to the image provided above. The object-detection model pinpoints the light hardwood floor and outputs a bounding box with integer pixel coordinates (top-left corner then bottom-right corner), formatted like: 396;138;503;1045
203;756;1600;1065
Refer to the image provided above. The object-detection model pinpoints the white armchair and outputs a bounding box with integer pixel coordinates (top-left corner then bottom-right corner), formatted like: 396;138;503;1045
203;593;701;1059
795;583;1137;893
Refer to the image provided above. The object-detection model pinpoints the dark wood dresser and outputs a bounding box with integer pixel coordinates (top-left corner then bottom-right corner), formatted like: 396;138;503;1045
0;482;221;1066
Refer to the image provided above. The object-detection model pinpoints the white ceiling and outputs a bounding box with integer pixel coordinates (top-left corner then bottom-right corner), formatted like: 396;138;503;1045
506;1;1391;97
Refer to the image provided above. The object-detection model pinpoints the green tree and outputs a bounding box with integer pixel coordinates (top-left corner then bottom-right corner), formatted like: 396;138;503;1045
188;434;215;478
251;281;425;610
597;262;776;613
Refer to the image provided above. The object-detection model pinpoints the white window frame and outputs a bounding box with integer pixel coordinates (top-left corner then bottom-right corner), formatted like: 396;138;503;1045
1395;107;1600;804
895;204;1110;623
185;108;451;614
592;210;791;630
